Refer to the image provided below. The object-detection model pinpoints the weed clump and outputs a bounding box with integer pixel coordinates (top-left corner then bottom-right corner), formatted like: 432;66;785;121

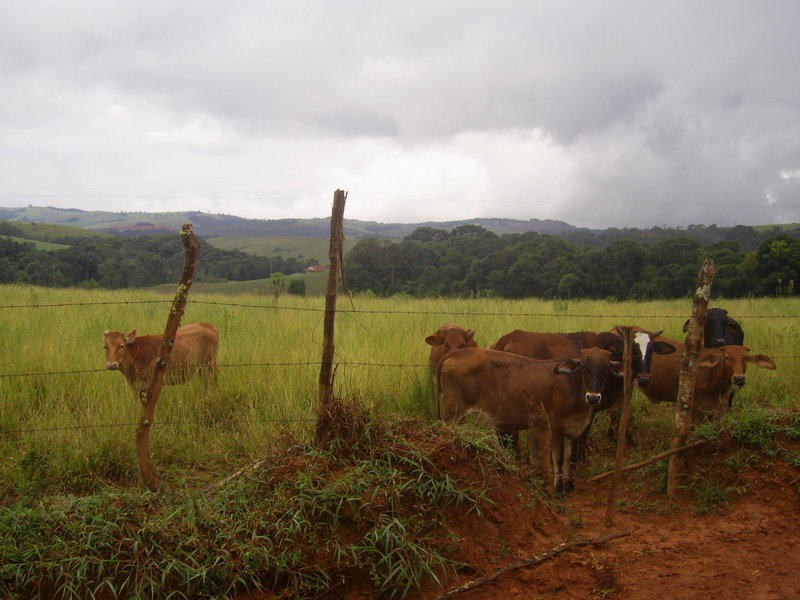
2;406;543;599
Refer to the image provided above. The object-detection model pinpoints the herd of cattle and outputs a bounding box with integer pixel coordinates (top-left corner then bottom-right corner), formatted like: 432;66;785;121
99;309;776;495
425;308;776;495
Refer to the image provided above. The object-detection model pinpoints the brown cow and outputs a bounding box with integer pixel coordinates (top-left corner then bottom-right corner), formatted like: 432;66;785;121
639;337;776;420
425;322;477;371
490;328;675;454
438;346;623;494
103;322;219;390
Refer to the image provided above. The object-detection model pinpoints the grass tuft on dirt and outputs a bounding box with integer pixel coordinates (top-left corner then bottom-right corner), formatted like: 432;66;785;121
1;402;556;600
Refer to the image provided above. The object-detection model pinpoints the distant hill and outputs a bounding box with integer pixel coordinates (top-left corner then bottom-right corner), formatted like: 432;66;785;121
0;206;577;240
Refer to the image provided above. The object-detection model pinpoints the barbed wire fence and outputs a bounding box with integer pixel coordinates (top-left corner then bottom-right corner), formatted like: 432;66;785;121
1;296;798;438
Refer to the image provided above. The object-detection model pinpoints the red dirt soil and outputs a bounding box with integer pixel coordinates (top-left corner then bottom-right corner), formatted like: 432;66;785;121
415;442;800;600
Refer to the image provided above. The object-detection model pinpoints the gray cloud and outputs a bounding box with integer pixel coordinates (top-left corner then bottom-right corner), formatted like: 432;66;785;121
0;0;798;228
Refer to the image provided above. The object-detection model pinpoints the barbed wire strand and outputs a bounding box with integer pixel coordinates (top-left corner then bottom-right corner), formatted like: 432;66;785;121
1;417;318;436
0;299;797;319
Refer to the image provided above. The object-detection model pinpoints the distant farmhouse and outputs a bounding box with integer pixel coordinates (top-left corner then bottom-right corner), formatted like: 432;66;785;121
303;264;327;274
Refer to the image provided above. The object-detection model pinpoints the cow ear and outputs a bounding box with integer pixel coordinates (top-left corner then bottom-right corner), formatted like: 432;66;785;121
653;341;676;355
124;329;137;345
610;361;625;377
604;339;624;355
747;354;777;370
682;319;690;333
699;352;723;368
425;333;444;347
555;358;582;375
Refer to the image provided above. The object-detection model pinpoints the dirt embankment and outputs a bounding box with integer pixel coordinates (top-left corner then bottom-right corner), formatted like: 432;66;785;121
418;438;800;600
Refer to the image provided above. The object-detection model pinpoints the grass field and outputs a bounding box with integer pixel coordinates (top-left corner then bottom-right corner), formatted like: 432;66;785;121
148;270;331;296
2;283;799;598
206;235;346;261
1;283;797;499
2;235;70;251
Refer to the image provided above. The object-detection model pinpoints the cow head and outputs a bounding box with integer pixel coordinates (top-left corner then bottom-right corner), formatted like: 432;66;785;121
609;327;676;388
699;345;776;388
103;329;137;370
426;323;476;369
555;347;624;407
683;307;745;348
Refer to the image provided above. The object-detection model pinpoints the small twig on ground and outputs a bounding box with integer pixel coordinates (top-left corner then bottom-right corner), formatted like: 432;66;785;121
588;439;707;483
432;530;631;600
204;459;267;492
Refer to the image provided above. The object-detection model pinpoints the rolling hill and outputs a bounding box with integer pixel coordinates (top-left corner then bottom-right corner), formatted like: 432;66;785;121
0;206;577;240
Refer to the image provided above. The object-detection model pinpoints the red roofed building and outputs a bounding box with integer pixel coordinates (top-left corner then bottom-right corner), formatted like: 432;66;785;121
303;264;328;274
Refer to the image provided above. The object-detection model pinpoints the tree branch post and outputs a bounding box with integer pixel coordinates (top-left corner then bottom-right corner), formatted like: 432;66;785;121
605;325;634;526
135;224;200;491
317;190;346;413
667;257;716;496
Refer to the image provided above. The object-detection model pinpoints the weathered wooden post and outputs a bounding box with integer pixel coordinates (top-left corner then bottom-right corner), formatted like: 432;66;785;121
605;325;634;526
317;190;347;412
667;257;716;496
136;224;199;491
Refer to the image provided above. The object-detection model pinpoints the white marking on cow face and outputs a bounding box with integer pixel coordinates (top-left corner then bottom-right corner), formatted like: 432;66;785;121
633;331;654;386
633;331;651;362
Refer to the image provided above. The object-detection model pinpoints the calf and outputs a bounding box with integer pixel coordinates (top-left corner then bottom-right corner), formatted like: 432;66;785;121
683;307;745;406
490;328;675;454
425;322;477;371
639;336;776;421
438;346;623;494
103;322;219;390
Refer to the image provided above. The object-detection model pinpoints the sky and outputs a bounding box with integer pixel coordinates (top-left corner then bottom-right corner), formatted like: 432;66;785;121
1;1;799;230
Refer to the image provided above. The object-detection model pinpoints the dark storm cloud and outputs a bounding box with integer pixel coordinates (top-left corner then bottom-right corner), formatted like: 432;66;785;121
0;0;798;227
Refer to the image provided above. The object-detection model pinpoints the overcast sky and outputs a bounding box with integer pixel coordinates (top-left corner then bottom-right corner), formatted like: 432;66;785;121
1;1;798;229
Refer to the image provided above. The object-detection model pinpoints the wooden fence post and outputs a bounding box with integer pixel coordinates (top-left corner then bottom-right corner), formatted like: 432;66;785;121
667;257;716;496
135;224;200;491
317;190;347;412
605;325;634;526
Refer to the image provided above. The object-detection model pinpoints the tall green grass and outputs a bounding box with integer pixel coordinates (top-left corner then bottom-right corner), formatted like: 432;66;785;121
1;283;797;496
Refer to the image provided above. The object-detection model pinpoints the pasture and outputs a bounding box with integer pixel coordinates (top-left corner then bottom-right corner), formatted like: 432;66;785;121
1;283;797;497
2;283;800;598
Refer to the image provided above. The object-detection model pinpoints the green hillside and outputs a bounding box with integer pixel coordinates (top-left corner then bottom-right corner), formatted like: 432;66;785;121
1;235;70;251
0;219;111;243
0;206;576;239
206;235;340;261
148;271;330;296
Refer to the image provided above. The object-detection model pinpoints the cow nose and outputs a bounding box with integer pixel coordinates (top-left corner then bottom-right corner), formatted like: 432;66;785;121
585;392;602;406
106;361;119;370
733;376;746;386
637;374;652;388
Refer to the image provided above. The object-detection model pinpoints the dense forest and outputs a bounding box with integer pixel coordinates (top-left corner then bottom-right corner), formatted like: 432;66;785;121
1;219;798;299
345;225;800;299
0;223;316;288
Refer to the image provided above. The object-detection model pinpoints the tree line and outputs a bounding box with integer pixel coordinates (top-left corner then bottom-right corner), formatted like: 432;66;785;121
345;225;800;299
0;231;316;289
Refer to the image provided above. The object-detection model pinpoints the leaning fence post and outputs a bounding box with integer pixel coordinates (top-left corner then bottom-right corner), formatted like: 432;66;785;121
667;257;716;496
317;190;347;414
135;224;199;491
605;325;634;526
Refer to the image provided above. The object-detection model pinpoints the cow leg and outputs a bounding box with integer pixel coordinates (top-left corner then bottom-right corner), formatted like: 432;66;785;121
606;406;637;447
573;412;596;464
551;434;567;496
561;438;575;495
